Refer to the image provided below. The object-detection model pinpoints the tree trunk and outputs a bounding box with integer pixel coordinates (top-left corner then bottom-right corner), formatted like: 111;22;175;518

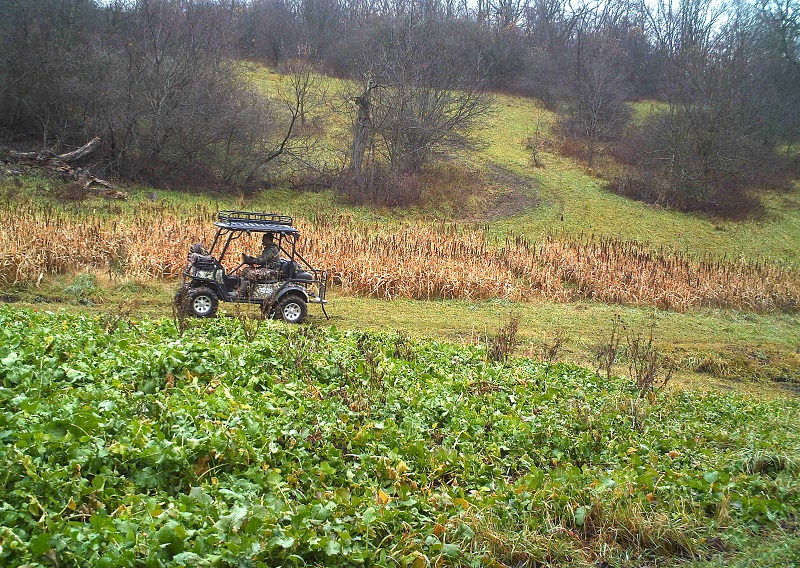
58;137;102;163
350;81;373;177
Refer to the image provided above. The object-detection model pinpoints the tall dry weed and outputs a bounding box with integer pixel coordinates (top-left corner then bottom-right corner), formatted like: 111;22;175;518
2;202;799;313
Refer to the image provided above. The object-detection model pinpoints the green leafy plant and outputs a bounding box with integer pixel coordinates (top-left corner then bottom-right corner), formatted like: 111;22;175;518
62;272;97;304
0;306;797;567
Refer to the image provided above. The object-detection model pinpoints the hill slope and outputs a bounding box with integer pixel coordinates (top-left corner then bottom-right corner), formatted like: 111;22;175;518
244;66;800;264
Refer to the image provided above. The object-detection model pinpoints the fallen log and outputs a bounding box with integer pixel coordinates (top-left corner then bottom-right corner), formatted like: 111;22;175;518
58;137;101;163
5;137;125;199
7;149;53;161
7;137;100;164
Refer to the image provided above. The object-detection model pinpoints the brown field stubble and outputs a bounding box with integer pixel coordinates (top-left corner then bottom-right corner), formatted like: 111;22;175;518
2;203;798;313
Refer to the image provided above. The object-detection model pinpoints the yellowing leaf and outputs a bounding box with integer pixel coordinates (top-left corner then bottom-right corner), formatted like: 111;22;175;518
67;497;76;511
411;553;428;568
376;489;391;505
194;455;210;476
453;498;470;509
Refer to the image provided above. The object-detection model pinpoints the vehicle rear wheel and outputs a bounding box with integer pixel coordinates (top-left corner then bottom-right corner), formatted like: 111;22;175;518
185;287;218;318
275;294;307;324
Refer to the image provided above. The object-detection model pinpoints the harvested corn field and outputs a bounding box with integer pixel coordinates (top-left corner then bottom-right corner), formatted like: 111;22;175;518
2;203;798;312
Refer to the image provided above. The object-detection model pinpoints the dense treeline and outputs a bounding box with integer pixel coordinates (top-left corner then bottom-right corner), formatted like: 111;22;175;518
0;0;291;187
0;0;798;211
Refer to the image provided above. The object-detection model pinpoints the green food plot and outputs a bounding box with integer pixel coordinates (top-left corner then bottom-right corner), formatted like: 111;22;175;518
1;307;798;567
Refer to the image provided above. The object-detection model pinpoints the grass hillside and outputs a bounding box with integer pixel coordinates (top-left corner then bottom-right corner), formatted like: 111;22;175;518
1;308;799;567
237;65;800;264
488;101;800;264
2;66;800;566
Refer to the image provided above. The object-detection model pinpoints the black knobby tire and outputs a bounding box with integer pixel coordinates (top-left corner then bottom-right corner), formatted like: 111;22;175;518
184;287;219;318
275;294;307;324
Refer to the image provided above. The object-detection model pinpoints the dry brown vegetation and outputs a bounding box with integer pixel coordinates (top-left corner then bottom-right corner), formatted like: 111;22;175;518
2;203;798;313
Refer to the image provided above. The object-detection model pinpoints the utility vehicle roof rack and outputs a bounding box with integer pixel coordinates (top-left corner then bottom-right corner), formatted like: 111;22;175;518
215;210;298;233
218;210;293;225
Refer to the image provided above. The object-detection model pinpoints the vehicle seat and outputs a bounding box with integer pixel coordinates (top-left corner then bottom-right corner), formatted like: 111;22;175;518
279;260;297;279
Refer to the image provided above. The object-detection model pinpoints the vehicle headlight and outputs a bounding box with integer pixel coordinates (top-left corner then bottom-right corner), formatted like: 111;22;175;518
190;266;215;280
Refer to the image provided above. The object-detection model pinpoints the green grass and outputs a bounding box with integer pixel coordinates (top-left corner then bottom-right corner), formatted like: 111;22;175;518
687;532;800;567
7;275;799;393
472;93;800;265
629;99;669;124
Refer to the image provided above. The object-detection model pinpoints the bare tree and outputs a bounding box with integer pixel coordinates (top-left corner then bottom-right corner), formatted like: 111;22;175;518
0;0;309;189
560;32;631;166
761;0;799;69
349;77;378;179
757;0;800;148
279;47;328;130
488;0;529;29
238;0;300;63
347;18;492;177
516;0;592;103
611;0;794;214
0;0;100;145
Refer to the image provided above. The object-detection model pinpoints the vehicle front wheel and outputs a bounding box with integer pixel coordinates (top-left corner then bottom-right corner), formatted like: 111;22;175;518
275;294;307;324
185;287;218;318
174;286;189;314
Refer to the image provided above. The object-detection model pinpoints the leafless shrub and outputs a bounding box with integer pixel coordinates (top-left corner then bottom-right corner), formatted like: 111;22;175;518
172;290;192;337
557;33;632;168
534;327;566;366
338;166;422;207
594;314;623;380
625;316;674;397
606;172;660;204
525;111;548;169
487;312;521;363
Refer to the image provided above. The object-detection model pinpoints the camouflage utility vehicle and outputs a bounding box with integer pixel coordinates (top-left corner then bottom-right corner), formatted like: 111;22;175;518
175;211;328;324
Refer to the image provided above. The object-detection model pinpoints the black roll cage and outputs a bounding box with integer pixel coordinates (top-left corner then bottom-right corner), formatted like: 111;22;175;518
209;210;307;270
183;210;329;318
